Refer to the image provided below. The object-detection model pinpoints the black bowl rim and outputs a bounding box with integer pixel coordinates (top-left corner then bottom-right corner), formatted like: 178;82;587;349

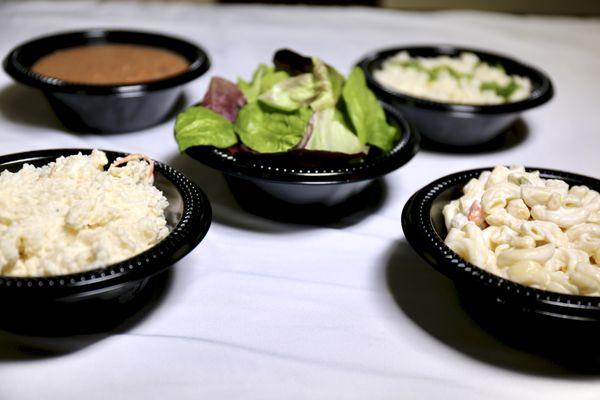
0;148;212;296
2;29;211;95
183;103;420;184
357;45;554;115
401;166;600;317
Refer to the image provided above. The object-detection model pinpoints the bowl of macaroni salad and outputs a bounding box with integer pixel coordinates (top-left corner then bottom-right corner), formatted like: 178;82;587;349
358;46;553;146
402;166;600;323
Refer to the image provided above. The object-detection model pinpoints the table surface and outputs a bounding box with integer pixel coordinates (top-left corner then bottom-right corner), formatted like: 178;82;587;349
0;1;599;399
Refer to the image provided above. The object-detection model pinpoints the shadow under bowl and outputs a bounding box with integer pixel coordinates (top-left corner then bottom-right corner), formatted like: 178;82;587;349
3;30;210;133
401;167;600;350
184;103;419;210
358;45;553;147
0;149;211;334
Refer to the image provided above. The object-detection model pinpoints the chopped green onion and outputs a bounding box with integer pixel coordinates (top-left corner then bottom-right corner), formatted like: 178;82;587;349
480;79;521;100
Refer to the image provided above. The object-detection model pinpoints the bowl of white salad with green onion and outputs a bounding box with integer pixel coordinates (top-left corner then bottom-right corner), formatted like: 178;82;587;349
358;45;553;147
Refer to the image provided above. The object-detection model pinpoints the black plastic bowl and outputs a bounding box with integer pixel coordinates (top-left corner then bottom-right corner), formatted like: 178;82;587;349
402;167;600;325
185;104;419;209
3;30;210;133
0;149;211;333
358;46;553;147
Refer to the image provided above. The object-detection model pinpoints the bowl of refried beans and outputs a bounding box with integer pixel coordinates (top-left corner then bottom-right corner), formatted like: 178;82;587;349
3;30;210;133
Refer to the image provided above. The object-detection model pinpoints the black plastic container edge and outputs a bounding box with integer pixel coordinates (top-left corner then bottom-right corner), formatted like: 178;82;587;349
184;102;420;184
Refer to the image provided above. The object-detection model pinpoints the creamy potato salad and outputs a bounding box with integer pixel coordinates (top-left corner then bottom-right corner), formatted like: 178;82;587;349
443;166;600;295
374;51;532;105
0;150;169;277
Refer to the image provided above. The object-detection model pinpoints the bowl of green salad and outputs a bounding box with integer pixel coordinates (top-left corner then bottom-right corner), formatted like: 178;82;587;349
174;49;419;210
357;45;553;147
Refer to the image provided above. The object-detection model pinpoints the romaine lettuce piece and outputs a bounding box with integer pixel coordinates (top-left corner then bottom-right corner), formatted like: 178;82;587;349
300;108;367;154
258;73;316;112
237;64;289;103
310;57;336;111
259;57;345;113
234;102;312;153
272;48;344;99
262;70;290;92
237;64;268;102
175;106;238;152
327;65;345;103
342;67;399;152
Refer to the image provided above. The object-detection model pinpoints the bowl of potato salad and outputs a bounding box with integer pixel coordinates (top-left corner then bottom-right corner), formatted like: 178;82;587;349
0;149;211;333
358;46;553;147
402;166;600;325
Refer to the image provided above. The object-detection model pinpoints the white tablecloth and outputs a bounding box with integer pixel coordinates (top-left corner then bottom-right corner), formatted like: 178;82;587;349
0;2;599;399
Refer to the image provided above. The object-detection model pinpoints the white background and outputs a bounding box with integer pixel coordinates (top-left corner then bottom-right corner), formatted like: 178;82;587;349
0;2;599;399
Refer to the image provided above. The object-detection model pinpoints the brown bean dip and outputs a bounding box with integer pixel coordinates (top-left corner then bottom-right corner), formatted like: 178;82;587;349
31;44;189;85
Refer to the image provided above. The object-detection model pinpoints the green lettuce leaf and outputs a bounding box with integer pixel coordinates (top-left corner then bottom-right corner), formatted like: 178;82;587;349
328;65;345;103
234;102;312;153
272;49;344;101
175;106;238;152
342;67;399;152
302;108;367;154
310;57;336;111
262;71;289;91
258;73;316;112
237;64;289;103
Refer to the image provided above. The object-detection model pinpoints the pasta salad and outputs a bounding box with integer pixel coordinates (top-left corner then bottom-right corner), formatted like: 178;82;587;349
443;166;600;295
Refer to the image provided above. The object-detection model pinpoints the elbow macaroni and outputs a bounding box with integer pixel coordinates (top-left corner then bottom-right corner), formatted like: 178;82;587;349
443;166;600;296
